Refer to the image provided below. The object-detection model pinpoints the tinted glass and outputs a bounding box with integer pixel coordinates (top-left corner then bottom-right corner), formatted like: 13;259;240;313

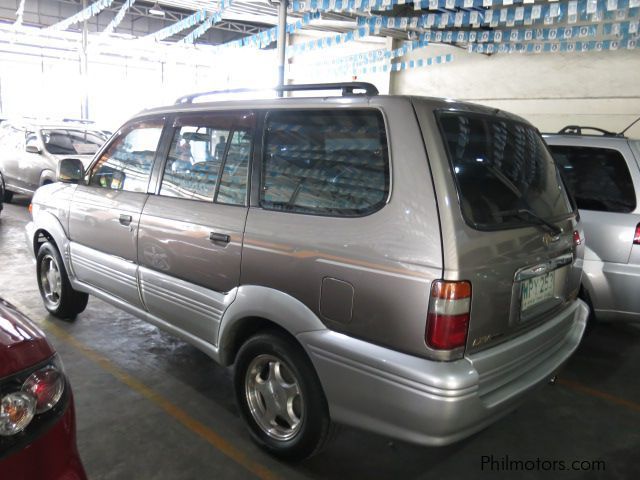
159;113;252;204
262;110;389;216
41;129;108;155
438;112;573;229
216;129;252;206
160;125;231;200
550;145;636;213
89;121;162;193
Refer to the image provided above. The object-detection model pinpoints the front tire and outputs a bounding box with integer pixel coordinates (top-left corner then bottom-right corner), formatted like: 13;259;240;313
234;331;333;461
36;242;88;319
0;172;11;203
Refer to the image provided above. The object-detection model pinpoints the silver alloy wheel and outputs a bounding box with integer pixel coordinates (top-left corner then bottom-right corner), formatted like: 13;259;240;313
40;254;62;308
245;354;304;441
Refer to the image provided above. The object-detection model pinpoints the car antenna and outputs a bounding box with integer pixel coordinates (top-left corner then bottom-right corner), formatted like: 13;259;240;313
619;116;640;136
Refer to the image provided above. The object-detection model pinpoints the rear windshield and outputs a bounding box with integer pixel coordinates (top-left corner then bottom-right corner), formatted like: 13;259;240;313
437;111;573;230
41;129;108;156
550;145;636;213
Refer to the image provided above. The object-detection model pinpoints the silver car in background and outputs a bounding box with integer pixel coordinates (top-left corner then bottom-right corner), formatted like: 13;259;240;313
0;119;109;202
545;126;640;323
26;83;588;460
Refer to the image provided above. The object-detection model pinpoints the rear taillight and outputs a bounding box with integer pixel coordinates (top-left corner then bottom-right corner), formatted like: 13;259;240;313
573;230;582;246
0;393;36;436
426;280;472;351
22;365;64;413
0;357;65;437
634;224;640;245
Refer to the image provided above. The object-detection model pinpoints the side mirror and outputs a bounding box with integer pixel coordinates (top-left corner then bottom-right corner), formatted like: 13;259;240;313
57;158;84;184
25;144;41;154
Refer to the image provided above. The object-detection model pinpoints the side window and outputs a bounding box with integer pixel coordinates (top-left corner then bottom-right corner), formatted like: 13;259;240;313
550;145;637;213
89;121;162;193
159;113;252;205
261;110;389;216
216;129;252;205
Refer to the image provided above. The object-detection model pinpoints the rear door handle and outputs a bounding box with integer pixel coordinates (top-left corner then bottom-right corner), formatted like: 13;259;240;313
209;232;230;244
119;214;133;226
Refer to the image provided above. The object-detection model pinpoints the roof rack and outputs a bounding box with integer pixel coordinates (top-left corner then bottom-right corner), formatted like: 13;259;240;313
558;125;622;137
175;82;379;104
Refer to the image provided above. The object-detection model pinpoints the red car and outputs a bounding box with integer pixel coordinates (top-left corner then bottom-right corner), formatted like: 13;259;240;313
0;298;86;480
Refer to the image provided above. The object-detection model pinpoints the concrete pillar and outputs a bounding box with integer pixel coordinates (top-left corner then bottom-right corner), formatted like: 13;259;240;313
276;0;288;97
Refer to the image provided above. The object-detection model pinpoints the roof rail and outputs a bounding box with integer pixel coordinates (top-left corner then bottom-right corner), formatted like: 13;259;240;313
62;118;95;124
277;82;379;96
558;125;622;137
175;82;378;104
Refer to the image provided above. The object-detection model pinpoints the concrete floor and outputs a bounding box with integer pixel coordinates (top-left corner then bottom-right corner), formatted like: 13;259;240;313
1;195;639;480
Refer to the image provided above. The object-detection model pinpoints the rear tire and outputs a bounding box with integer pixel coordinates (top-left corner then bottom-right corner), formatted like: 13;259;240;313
36;242;88;319
234;331;334;461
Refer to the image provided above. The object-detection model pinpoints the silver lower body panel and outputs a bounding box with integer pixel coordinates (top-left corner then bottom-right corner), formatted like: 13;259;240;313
298;300;588;446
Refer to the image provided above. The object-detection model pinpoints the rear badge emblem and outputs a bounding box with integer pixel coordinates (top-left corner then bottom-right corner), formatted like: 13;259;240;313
472;335;493;347
542;233;556;247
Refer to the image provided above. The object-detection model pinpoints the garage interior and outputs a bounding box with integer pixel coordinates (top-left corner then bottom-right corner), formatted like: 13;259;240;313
1;0;639;479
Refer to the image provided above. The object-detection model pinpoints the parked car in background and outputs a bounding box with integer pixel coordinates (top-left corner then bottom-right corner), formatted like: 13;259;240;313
0;170;4;216
545;125;640;323
0;119;109;202
0;297;86;479
26;83;588;460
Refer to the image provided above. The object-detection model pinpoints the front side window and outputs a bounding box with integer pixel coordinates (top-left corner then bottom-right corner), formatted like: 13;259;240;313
261;109;389;216
159;113;252;205
437;111;574;230
41;129;108;156
549;145;636;213
89;120;162;193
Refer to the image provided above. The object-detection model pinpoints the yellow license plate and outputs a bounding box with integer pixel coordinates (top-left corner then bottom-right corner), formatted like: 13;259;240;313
521;271;555;311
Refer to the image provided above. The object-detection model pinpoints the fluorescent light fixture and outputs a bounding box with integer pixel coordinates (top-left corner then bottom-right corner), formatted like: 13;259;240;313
149;2;165;16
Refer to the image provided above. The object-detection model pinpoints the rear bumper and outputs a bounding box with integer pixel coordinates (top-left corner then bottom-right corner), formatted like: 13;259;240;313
299;299;588;446
0;392;87;480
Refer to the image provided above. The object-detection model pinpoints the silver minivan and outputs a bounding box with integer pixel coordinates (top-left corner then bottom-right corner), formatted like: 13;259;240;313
26;83;588;460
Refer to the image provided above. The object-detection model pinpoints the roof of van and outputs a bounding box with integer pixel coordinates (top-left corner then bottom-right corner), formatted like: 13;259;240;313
1;118;104;130
133;94;530;126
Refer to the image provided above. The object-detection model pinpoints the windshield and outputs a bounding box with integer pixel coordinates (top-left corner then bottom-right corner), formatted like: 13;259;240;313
437;111;573;230
41;129;108;156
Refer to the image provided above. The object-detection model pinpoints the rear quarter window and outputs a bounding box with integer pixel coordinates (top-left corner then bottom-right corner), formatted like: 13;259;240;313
549;145;637;213
261;109;389;217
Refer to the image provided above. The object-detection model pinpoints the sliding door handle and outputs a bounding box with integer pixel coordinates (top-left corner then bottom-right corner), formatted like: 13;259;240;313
119;214;133;226
209;232;230;244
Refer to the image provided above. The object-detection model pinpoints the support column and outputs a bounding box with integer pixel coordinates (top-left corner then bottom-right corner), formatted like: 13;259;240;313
387;37;401;95
276;0;288;97
80;0;89;119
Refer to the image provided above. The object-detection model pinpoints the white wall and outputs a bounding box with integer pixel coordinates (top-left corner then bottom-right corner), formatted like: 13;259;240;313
392;45;640;137
287;34;391;94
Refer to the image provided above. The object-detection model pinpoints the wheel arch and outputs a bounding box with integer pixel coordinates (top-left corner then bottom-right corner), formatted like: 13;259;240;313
31;211;72;273
39;169;56;186
217;285;327;366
